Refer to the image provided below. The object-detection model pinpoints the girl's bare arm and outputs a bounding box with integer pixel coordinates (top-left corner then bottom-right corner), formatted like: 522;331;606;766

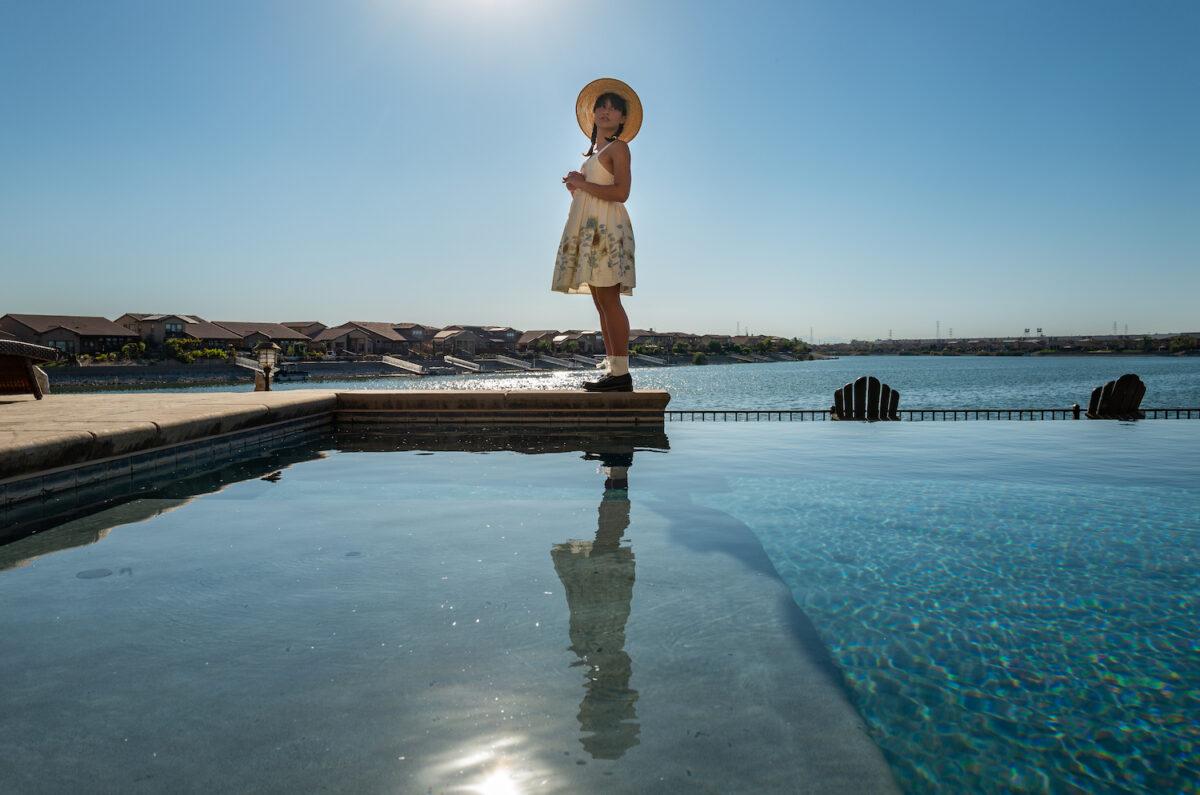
565;142;631;203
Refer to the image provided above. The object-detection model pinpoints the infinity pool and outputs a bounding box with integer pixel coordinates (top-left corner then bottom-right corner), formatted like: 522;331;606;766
1;422;1197;793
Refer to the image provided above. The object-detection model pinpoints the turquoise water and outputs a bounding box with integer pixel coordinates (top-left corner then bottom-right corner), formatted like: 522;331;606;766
127;355;1200;410
686;423;1200;793
2;422;1199;792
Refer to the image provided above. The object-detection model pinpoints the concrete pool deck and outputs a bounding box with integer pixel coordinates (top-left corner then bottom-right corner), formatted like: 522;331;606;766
0;390;672;482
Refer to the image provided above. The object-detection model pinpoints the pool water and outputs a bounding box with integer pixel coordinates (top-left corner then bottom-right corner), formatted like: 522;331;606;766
1;422;1198;793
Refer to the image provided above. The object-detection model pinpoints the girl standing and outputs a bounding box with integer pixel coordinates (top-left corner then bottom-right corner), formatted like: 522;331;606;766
552;78;642;392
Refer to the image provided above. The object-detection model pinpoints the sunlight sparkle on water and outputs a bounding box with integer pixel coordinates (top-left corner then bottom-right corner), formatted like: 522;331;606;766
466;765;521;795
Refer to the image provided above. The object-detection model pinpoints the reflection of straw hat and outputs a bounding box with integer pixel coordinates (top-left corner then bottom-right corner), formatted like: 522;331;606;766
576;77;643;142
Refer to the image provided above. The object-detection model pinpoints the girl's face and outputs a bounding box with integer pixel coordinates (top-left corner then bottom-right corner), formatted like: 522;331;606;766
593;98;626;130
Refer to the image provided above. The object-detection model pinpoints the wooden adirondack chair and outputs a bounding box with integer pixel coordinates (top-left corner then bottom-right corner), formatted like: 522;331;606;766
832;375;900;421
1086;373;1146;420
0;339;58;400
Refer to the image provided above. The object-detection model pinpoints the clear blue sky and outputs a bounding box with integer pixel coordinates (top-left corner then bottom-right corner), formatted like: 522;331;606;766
2;0;1197;340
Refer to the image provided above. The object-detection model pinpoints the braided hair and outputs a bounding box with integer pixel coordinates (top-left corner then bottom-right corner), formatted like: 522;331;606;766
583;92;628;156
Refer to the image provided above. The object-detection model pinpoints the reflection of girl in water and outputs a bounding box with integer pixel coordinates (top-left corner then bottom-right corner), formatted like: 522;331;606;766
550;452;639;759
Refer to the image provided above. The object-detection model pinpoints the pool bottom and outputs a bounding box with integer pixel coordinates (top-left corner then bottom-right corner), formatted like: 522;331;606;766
0;429;897;794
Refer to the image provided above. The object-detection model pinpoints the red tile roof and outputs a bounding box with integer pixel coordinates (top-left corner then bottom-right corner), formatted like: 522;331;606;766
2;314;138;337
212;322;311;341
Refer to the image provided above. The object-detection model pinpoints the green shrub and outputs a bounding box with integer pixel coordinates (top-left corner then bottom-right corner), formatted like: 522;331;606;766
692;352;708;365
1169;335;1196;353
121;341;146;359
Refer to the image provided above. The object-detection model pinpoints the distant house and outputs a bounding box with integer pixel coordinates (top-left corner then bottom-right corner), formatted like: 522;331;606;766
281;322;327;339
432;328;483;357
115;313;241;349
0;314;138;355
695;334;732;349
516;330;559;352
211;322;312;351
393;323;440;355
663;332;700;350
729;335;775;349
440;325;523;354
628;329;674;349
552;330;605;354
313;322;411;356
482;326;523;352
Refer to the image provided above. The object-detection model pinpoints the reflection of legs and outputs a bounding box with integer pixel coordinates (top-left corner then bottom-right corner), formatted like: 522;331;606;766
550;489;639;760
603;466;628;491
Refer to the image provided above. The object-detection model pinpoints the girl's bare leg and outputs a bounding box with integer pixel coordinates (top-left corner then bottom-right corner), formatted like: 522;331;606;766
593;285;629;356
591;288;612;356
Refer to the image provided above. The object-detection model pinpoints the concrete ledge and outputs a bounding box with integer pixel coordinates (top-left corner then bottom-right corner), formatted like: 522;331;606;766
0;392;338;481
335;389;671;425
0;389;672;494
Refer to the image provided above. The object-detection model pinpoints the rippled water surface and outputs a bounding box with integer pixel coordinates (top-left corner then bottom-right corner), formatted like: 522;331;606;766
2;421;1198;793
688;422;1200;793
132;355;1200;409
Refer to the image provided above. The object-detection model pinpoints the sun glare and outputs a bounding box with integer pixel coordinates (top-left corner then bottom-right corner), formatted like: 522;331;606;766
468;766;521;795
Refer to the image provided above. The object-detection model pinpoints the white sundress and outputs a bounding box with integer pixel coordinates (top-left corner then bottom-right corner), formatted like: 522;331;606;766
551;145;636;296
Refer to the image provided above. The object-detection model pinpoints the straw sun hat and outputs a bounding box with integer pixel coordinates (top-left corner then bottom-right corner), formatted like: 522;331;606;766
576;77;643;142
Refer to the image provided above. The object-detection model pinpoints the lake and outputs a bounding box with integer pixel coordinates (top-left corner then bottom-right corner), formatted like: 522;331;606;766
116;355;1200;411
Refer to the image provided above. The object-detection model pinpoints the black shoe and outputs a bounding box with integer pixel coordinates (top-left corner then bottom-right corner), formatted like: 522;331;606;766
583;372;633;392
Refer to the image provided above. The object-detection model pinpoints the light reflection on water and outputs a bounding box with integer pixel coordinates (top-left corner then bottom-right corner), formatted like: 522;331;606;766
2;426;896;792
112;355;1200;410
1;422;1197;793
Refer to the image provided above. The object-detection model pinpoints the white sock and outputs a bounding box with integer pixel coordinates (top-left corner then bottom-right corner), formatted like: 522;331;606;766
609;356;629;377
595;357;609;370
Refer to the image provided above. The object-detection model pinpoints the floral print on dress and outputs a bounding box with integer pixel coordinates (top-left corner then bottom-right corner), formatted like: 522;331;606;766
551;151;636;296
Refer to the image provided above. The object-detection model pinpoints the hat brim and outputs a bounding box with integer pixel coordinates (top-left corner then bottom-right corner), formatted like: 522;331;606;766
576;78;643;143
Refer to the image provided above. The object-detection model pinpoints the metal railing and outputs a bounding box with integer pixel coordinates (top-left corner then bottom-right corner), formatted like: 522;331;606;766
666;407;1200;422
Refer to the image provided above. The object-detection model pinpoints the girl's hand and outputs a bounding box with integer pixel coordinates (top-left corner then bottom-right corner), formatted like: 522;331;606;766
564;171;588;189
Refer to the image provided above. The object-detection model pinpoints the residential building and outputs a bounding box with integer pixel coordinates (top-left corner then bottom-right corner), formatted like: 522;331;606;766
211;322;312;351
695;334;732;349
440;325;524;354
730;335;775;349
628;329;674;350
0;314;138;355
662;331;700;350
115;313;241;348
516;330;559;352
432;328;483;357
281;321;327;339
312;322;411;356
552;330;605;354
393;323;439;355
